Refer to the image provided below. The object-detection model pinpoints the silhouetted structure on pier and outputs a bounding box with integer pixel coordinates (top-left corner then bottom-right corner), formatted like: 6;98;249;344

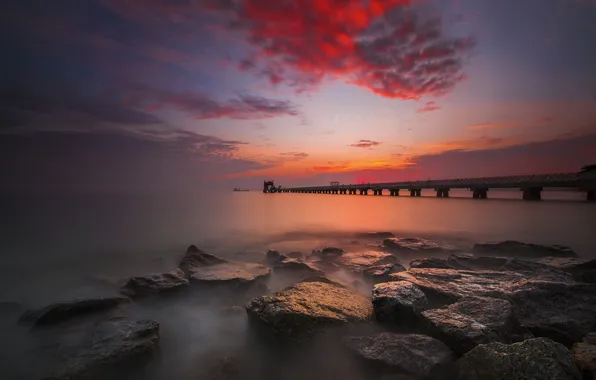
266;169;596;201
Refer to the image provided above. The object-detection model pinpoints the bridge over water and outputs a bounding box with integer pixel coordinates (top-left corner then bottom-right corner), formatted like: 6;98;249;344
263;171;596;201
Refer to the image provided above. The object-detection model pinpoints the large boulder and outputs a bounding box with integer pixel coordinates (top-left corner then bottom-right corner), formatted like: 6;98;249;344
456;338;582;380
420;296;529;355
19;296;130;327
373;281;428;325
410;257;451;269
44;317;159;380
536;257;596;283
571;333;596;379
508;281;596;346
120;268;189;298
343;333;453;378
311;247;345;260
383;238;456;255
473;240;577;258
363;263;407;284
246;280;372;342
179;247;270;287
335;251;405;283
272;261;324;278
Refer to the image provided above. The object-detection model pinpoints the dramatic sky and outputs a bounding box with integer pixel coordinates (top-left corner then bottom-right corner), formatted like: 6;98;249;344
1;0;595;193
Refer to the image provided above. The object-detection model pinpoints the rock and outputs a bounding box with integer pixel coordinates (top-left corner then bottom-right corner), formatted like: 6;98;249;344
179;248;270;287
298;275;347;288
312;247;345;259
420;296;528;355
120;268;189;298
508;281;596;346
363;263;407;284
355;232;395;239
265;249;285;265
410;258;451;269
456;338;582;380
19;296;131;327
571;333;596;379
335;251;397;272
536;257;596;283
311;260;342;273
343;333;453;378
273;261;324;279
246;281;372;341
473;240;577;258
373;281;428;325
46;317;159;380
286;251;304;260
383;238;456;255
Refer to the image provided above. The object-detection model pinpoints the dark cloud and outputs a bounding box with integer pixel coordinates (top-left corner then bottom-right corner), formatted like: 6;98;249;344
206;0;474;98
349;140;382;149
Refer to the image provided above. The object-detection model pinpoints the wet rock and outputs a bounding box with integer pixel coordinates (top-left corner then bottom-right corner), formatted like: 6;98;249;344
373;281;428;325
536;257;596;283
246;281;372;341
312;247;345;259
343;333;453;378
311;260;342;273
508;281;596;346
179;248;270;287
473;240;577;258
571;333;596;379
456;338;582;380
298;275;347;288
420;296;528;355
45;317;159;380
356;232;395;239
286;251;304;260
273;260;324;278
383;238;456;255
336;251;397;272
19;296;130;327
409;258;451;269
120;268;189;298
363;263;407;284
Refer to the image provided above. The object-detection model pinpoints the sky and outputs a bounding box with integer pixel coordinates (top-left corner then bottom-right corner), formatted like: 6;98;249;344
1;0;596;193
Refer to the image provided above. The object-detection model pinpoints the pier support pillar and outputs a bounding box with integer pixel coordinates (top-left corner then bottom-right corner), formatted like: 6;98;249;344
409;189;421;197
472;188;488;199
587;190;596;202
373;189;383;196
390;189;400;196
522;187;542;201
435;188;450;198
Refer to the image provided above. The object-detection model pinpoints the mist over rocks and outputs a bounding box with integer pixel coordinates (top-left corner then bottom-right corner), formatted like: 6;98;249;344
382;238;458;255
472;240;578;259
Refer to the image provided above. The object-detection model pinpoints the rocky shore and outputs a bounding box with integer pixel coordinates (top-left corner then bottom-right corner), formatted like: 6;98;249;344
10;237;596;380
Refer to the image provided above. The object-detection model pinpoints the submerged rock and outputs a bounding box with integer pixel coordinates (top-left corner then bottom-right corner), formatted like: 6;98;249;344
179;247;270;287
343;333;453;378
536;257;596;283
120;268;189;298
409;258;451;269
383;238;456;255
456;338;582;380
246;280;372;341
373;281;428;325
571;333;596;379
46;317;159;380
272;261;324;278
472;240;577;258
19;296;130;327
420;296;528;355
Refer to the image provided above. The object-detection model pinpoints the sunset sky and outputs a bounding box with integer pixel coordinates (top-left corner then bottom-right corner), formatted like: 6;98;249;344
1;0;595;193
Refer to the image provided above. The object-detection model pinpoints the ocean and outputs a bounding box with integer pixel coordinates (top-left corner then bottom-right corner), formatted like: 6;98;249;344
1;190;595;379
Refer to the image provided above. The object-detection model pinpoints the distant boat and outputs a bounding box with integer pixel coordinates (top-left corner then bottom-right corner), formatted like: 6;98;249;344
233;188;250;192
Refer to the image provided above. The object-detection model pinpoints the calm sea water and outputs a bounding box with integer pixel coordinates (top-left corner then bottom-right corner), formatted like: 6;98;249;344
1;190;595;379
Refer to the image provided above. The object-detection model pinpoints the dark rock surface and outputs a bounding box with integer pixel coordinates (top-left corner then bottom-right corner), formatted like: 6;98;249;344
265;249;286;265
45;317;159;380
334;251;405;282
473;240;577;258
179;247;270;287
246;280;372;341
383;238;456;255
363;263;407;284
19;296;131;327
420;296;528;355
272;261;324;278
343;333;453;378
286;251;304;260
409;257;451;269
373;281;428;325
536;257;596;283
120;268;189;298
571;333;596;379
456;338;582;380
311;247;345;259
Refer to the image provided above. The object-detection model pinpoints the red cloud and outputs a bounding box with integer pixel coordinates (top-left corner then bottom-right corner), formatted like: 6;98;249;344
207;0;474;99
416;101;441;113
349;140;382;149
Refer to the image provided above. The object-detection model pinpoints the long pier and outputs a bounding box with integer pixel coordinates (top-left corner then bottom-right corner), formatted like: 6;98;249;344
263;171;596;201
